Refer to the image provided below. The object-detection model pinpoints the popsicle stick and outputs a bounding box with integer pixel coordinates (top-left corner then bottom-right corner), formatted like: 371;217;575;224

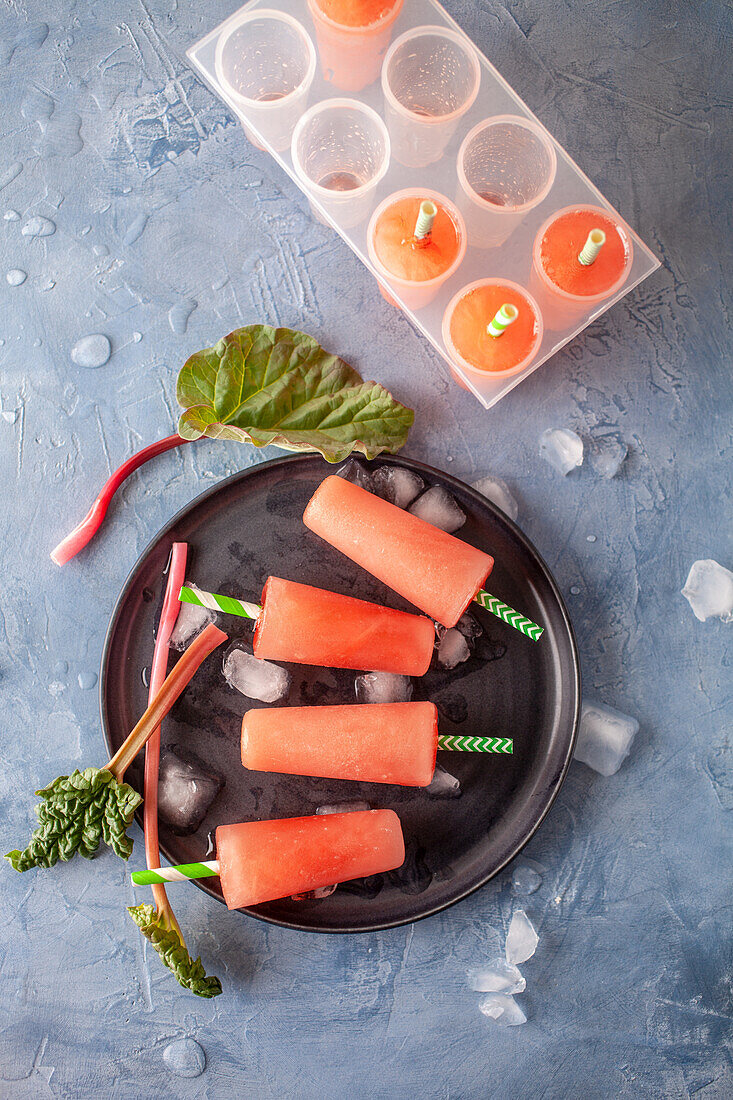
578;228;606;266
473;590;544;641
179;586;261;620
487;303;518;338
413;200;437;240
132;860;220;886
438;735;513;754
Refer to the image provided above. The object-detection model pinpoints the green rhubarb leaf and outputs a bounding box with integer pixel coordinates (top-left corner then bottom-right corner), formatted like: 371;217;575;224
128;904;223;998
176;324;413;462
6;768;142;872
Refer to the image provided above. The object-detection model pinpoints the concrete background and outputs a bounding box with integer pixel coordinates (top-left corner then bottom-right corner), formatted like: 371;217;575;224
0;1;730;1096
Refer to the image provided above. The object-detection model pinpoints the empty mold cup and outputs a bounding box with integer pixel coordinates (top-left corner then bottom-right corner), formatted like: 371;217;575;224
531;204;634;329
215;9;316;152
307;0;404;93
456;116;557;248
442;278;543;389
367;188;466;311
291;99;390;229
382;26;481;168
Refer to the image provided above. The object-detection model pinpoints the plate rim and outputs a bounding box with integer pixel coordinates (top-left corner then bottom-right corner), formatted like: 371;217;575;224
100;452;580;934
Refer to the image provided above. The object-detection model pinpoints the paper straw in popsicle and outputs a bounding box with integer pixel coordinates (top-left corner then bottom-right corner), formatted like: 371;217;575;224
487;303;519;338
578;228;606;266
413;199;437;240
133;860;220;885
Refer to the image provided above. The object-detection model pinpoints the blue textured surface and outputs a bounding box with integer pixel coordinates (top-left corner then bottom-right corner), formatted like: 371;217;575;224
0;1;731;1096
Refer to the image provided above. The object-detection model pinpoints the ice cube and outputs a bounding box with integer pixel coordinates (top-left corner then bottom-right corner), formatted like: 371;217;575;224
157;752;224;834
512;865;542;895
590;434;627;478
316;801;371;815
355;671;413;703
169;582;216;650
371;465;424;509
291;884;337;900
472;475;519;522
223;647;291;703
408;486;466;532
467;960;526;994
574;700;639;776
479;994;527;1027
425;764;461;799
681;559;733;623
455;612;483;644
539;428;584;475
505;909;538;964
438;628;470;669
336;458;373;491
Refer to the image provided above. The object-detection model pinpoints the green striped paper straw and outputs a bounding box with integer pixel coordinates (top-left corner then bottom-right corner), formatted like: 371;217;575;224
473;589;544;641
132;860;220;886
414;200;437;240
438;734;513;754
179;586;261;620
578;228;606;266
487;303;519;338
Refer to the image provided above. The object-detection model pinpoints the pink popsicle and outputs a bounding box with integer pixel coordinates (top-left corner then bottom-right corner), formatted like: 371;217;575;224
215;810;405;909
242;702;439;787
303;476;494;627
253;576;434;676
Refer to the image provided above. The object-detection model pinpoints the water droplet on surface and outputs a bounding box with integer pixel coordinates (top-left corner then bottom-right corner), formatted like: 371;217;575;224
33;337;42;347
48;681;66;697
205;829;215;857
0;162;23;191
80;224;91;236
586;534;597;543
132;331;143;343
22;215;55;238
141;666;150;688
78;671;98;690
42;279;55;291
123;212;148;246
211;275;228;291
6;269;27;286
53;659;69;676
163;1038;206;1078
570;585;580;595
70;333;111;368
168;298;197;335
92;244;108;257
4;209;20;221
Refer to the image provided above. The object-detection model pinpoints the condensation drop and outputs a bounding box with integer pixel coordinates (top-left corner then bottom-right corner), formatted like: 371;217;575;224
70;333;111;368
163;1038;206;1078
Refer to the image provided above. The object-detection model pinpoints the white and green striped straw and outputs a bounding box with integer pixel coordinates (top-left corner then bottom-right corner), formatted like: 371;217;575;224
179;585;260;620
578;228;606;266
487;303;519;338
413;200;437;240
438;734;513;753
473;589;543;641
132;860;220;886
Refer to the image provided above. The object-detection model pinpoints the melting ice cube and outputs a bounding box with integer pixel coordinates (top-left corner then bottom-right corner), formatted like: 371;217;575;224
574;700;639;776
291;884;337;901
438;628;470;669
408;486;466;532
512;865;542;895
479;993;527;1027
158;752;224;834
336;458;373;491
455;612;483;645
505;909;538;965
681;559;733;623
590;433;627;478
169;582;216;650
539;428;583;475
425;764;461;799
223;647;291;703
467;960;526;994
316;801;371;815
472;475;519;522
371;465;424;509
355;671;413;704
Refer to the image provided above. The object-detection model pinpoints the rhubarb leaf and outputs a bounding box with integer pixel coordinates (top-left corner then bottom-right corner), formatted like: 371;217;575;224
176;325;413;462
6;768;142;872
128;904;223;998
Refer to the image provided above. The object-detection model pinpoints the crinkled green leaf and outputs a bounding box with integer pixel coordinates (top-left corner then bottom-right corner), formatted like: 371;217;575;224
176;325;413;462
128;903;223;998
6;768;142;872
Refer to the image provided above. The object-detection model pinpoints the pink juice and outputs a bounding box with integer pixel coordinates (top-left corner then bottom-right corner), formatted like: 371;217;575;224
443;278;543;383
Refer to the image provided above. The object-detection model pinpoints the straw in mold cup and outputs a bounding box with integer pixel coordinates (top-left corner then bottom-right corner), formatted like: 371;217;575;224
456;115;557;249
214;9;316;152
307;0;404;93
367;188;467;312
381;25;481;168
530;204;634;331
442;278;544;392
291;99;390;230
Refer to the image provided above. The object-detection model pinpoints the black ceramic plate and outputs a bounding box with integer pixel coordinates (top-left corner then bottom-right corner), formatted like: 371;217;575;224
101;454;579;933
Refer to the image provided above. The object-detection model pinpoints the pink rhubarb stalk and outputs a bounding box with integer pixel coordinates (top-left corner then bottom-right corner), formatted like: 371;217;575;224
50;434;192;567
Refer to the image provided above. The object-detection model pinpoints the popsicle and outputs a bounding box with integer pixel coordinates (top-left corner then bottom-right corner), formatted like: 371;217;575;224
242;701;439;787
303;476;493;627
252;576;434;675
308;0;403;93
443;278;544;380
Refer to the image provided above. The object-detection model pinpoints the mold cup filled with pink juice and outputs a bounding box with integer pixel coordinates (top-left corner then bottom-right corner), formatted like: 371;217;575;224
307;0;404;93
531;204;634;330
442;279;544;390
367;188;467;310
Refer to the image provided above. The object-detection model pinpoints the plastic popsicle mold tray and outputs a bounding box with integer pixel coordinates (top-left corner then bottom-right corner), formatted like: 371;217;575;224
187;0;660;409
